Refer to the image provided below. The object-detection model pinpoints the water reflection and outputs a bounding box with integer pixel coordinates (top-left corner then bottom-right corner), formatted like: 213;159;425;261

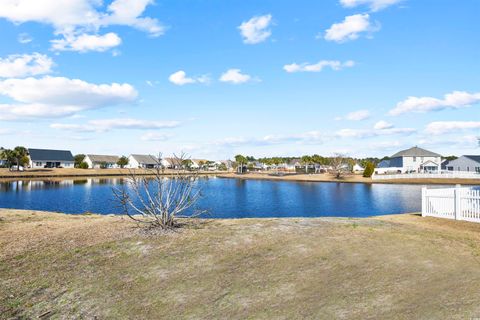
0;177;438;218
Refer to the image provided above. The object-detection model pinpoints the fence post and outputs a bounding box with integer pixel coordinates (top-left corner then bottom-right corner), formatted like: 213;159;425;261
454;184;462;221
421;187;427;217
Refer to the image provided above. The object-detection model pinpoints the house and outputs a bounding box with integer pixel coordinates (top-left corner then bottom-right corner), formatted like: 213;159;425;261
353;163;364;173
220;160;234;171
161;157;183;169
442;155;480;173
28;148;74;169
374;146;442;174
84;154;120;169
127;154;159;169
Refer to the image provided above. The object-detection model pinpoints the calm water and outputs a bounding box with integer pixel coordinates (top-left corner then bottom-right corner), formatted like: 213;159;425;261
0;177;429;218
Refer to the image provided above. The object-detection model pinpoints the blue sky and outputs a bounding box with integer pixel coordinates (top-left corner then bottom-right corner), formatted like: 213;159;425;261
0;0;479;159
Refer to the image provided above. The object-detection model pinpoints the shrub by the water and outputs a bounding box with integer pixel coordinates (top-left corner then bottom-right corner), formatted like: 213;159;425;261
79;162;89;169
363;162;375;177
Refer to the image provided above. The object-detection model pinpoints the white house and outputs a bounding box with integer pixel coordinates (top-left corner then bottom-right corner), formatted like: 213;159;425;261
127;154;159;169
375;146;442;174
28;148;74;169
353;163;364;173
84;154;119;169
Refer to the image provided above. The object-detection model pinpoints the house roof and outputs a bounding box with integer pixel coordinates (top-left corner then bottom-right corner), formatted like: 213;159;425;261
377;159;391;168
464;155;480;164
28;148;74;161
163;157;183;166
288;158;301;166
130;154;159;165
391;146;441;158
86;154;119;163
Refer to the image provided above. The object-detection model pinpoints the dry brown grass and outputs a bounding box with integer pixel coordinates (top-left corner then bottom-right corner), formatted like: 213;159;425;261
2;209;480;319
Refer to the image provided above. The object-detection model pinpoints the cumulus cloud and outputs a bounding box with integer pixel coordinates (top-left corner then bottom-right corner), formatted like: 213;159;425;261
335;109;370;121
0;76;137;120
336;122;415;138
238;14;273;44
373;120;394;130
51;118;180;133
0;0;164;52
0;53;53;78
389;91;480;116
168;70;210;86
219;69;254;84
51;32;122;52
425;121;480;135
283;60;355;73
339;0;403;11
324;14;379;43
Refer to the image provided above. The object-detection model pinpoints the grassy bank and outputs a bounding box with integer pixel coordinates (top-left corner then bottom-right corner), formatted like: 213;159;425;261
2;209;480;318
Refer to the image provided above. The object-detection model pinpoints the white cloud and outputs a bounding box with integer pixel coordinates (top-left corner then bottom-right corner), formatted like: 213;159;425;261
51;118;180;133
17;32;32;44
0;53;53;78
219;69;253;84
140;132;172;141
389;91;480;116
0;76;137;120
373;120;394;130
346;109;370;121
339;0;403;11
51;32;122;52
284;60;355;73
238;14;273;44
168;70;210;86
425;121;480;135
336;109;370;121
336;122;415;138
0;0;164;52
324;14;379;43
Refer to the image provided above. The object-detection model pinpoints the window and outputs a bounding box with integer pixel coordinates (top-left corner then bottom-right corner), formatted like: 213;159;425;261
467;167;470;172
476;167;480;173
36;162;42;167
413;157;416;162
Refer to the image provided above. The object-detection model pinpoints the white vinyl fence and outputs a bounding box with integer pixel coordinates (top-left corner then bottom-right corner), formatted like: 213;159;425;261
422;186;480;223
374;171;480;180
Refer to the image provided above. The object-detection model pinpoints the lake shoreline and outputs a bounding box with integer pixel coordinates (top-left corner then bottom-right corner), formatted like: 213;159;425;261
2;168;480;185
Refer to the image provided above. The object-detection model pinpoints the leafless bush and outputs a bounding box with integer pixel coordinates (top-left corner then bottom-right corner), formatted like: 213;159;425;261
329;153;352;179
113;153;204;230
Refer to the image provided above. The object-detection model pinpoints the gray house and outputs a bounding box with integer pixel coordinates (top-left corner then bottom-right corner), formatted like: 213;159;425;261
375;146;442;174
442;155;480;173
28;148;74;169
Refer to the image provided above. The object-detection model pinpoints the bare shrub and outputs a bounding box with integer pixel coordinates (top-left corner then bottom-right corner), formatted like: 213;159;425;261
329;153;352;179
113;153;204;230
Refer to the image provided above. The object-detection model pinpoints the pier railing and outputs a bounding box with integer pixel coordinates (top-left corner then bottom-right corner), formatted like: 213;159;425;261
422;186;480;223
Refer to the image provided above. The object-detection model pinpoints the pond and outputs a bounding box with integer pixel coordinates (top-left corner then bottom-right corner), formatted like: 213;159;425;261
0;176;431;218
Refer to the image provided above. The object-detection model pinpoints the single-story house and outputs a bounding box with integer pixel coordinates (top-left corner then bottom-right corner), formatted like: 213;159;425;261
220;160;234;171
353;163;364;172
375;146;442;175
28;148;74;169
0;158;7;167
127;154;160;169
84;154;120;169
161;157;183;169
442;155;480;173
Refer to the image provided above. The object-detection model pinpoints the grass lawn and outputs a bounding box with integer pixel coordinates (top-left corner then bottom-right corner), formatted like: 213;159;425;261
1;209;480;319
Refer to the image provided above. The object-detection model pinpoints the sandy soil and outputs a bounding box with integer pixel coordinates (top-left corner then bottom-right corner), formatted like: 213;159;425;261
2;209;480;319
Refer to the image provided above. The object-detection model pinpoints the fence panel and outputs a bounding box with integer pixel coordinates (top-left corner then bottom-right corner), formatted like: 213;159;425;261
422;187;480;223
